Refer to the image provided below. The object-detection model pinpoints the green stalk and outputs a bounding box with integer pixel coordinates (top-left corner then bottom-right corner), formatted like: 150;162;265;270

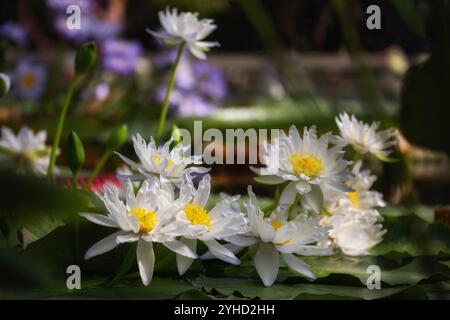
84;149;113;190
47;75;80;182
155;43;185;144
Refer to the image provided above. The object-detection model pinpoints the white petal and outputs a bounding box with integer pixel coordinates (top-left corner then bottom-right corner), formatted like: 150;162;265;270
163;240;198;259
279;181;298;207
188;44;207;60
116;233;139;244
224;235;258;247
137;238;155;286
176;238;197;275
79;213;118;228
282;253;316;280
84;231;123;260
193;174;210;207
254;242;279;287
303;185;323;213
296;181;311;195
202;240;240;265
201;243;244;260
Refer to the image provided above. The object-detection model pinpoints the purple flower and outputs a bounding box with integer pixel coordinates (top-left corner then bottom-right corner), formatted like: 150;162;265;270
193;61;227;100
48;0;122;43
0;21;27;45
15;58;47;101
154;48;227;117
176;93;216;117
101;40;142;75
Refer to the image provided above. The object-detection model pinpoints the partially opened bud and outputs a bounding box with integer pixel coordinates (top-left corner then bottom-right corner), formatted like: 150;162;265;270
107;124;128;150
75;42;97;75
67;131;85;174
0;73;10;98
171;125;183;146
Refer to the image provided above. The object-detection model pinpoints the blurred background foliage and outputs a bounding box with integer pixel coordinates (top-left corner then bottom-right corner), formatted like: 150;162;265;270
0;0;449;299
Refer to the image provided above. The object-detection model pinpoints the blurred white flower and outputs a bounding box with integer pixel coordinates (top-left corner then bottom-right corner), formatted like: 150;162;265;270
336;113;397;158
253;126;350;213
222;186;333;287
174;174;249;275
116;134;208;186
0;72;11;96
326;212;386;256
325;161;385;213
147;7;219;60
321;161;387;256
0;126;52;176
80;178;197;286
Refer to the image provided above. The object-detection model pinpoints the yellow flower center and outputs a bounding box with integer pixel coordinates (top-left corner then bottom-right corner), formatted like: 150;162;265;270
348;191;360;208
128;208;158;234
153;154;174;171
183;204;211;229
21;72;35;90
270;219;283;231
289;153;323;178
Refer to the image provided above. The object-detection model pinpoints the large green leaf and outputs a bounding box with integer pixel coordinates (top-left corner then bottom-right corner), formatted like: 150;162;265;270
0;172;93;248
372;214;450;256
190;275;423;300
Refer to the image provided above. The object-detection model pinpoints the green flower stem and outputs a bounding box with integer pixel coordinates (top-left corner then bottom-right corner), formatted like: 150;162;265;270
155;43;185;144
84;149;113;190
71;171;80;264
47;75;80;182
106;243;137;286
72;172;79;192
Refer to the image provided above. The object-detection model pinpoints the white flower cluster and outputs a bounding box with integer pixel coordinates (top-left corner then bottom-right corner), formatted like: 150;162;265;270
0;126;53;176
81;112;396;287
255;113;396;261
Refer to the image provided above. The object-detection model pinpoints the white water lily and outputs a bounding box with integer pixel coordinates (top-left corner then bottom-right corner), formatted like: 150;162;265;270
253;126;350;213
116;134;208;186
321;161;387;256
223;186;333;287
80;178;197;286
325;160;385;213
0;126;53;175
336;113;397;158
325;212;386;256
146;7;219;60
174;174;249;275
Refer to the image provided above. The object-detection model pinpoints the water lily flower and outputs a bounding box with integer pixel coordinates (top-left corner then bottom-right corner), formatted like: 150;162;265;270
320;161;387;256
116;134;208;186
173;174;249;275
147;7;219;60
335;113;397;158
325;160;385;213
0;126;52;176
81;178;197;286
253;126;350;213
223;186;333;287
325;212;386;256
15;58;47;101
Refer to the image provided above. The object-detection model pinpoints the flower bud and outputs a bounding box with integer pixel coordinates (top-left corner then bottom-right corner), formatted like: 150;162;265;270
107;124;128;150
67;131;85;174
75;42;97;75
